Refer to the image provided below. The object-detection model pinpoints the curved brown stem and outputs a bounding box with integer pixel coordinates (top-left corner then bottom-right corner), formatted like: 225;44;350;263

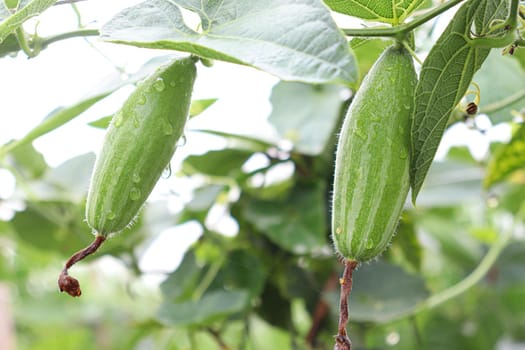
334;260;358;350
58;235;106;297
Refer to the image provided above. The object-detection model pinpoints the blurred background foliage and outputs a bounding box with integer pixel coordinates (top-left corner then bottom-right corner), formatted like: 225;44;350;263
1;1;525;350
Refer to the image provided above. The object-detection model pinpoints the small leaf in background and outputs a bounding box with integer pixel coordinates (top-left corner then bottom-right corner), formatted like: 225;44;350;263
410;0;496;202
160;251;202;301
326;261;429;323
386;213;422;272
101;0;357;85
243;183;327;254
485;123;525;188
221;249;267;298
324;0;426;25
186;184;225;212
190;98;217;118
0;0;56;42
6;143;47;179
44;152;95;200
11;202;92;254
183;148;253;178
0;33;20;57
475;51;525;123
87;115;113;129
156;290;249;326
268;82;345;156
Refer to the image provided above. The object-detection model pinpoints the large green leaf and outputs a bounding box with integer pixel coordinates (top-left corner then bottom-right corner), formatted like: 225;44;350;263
410;0;502;202
156;289;249;326
475;50;525;123
268;82;344;155
324;0;425;25
484;123;525;188
100;0;357;85
0;0;55;42
183;148;254;178
243;183;327;254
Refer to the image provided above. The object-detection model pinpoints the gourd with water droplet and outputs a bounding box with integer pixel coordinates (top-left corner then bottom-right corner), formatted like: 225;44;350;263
58;56;197;297
332;45;416;262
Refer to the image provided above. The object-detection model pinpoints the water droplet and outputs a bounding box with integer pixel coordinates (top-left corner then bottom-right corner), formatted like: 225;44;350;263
113;113;124;127
177;134;187;147
169;81;176;87
335;227;342;235
106;211;116;220
399;148;408;160
366;239;374;249
130;188;141;201
127;110;140;128
137;94;147;105
354;128;366;140
132;173;141;183
162;164;172;178
161;119;174;135
153;78;165;91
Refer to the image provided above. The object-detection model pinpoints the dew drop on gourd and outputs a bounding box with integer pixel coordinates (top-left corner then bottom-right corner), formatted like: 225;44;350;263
106;211;116;220
137;94;147;105
366;239;374;250
169;81;176;87
132;173;141;183
113;113;124;127
161;119;174;135
130;188;141;201
153;78;166;92
399;148;408;160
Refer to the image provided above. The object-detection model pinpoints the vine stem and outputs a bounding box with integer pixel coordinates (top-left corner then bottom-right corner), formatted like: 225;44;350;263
334;260;358;350
341;0;465;39
58;235;106;297
390;223;513;321
479;89;525;115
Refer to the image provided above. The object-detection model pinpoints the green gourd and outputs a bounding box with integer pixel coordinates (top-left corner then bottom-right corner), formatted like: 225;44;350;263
59;56;197;297
331;44;416;262
86;56;196;236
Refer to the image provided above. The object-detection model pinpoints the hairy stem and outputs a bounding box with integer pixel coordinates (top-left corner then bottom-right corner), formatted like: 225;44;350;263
335;260;358;350
58;235;106;297
341;0;465;39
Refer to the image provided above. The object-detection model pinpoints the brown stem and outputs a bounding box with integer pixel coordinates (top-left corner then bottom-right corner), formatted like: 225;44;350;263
334;260;358;350
58;235;106;297
306;272;340;347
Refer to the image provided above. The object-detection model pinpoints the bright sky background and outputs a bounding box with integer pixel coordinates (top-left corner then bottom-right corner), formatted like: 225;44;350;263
0;1;510;282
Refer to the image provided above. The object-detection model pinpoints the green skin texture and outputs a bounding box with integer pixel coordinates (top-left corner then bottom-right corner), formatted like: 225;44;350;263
86;56;197;236
332;45;416;262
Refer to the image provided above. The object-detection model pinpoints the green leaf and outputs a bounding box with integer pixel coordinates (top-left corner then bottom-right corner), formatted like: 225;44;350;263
326;261;429;323
410;0;494;202
243;183;327;254
0;0;56;42
190;98;217;118
484;123;525;188
87;115;113;129
160;251;202;301
156;290;249;326
268;82;344;155
324;0;426;25
183;148;253;178
100;0;357;85
221;249;267;298
6;143;47;179
0;33;19;57
11;201;92;254
475;51;525;123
